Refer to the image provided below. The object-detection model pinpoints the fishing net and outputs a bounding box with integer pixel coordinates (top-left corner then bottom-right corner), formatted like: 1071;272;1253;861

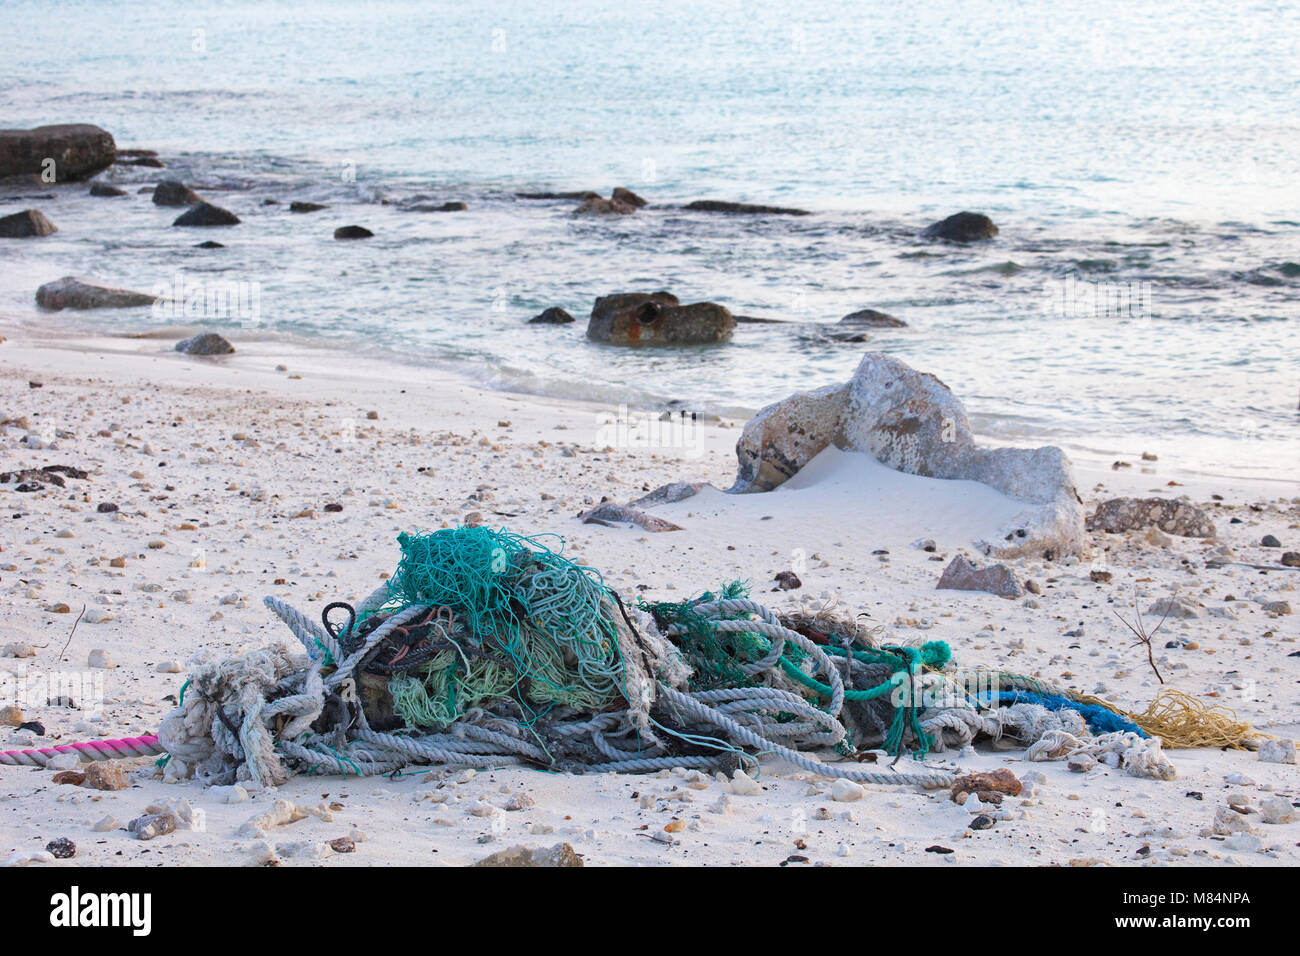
146;525;1267;790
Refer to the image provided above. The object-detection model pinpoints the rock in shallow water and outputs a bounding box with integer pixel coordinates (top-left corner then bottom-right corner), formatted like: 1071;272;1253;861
527;306;574;324
175;332;234;356
839;308;907;328
573;196;636;216
152;179;202;206
685;199;809;216
173;201;240;226
0;124;116;181
586;292;734;346
334;225;373;239
0;209;57;237
36;276;157;310
920;211;998;242
611;186;647;208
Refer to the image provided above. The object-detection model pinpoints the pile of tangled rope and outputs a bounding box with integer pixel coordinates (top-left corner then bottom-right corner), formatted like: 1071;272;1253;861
1;527;1259;788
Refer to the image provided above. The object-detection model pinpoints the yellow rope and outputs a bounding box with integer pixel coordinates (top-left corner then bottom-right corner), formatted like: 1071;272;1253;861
994;675;1265;750
1117;688;1265;750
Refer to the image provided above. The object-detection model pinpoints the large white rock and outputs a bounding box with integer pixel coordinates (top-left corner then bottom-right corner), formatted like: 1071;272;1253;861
729;353;1085;558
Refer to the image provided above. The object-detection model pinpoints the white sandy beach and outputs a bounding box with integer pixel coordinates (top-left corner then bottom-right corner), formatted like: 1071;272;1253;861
0;327;1296;867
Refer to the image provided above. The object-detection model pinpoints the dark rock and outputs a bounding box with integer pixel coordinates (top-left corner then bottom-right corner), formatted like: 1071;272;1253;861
18;720;46;735
936;555;1023;598
611;187;647;208
1281;552;1300;568
97;502;118;513
591;292;678;321
573;196;636;216
0;124;116;181
515;190;601;201
334;225;373;239
36;276;157;310
950;769;1022;803
1261;534;1281;548
1090;569;1112;583
0;209;56;238
587;292;734;346
579;502;682;532
329;836;356;853
289;201;328;213
120;156;165;168
407;201;466;212
921;211;998;242
128;811;178;841
839;308;907;328
175;332;235;356
774;570;802;590
925;845;955;854
630;481;706;508
968;815;995;831
528;307;575;325
1086;497;1216;538
798;325;870;345
262;199;280;205
685;199;809;216
472;842;583;867
173;202;240;227
194;240;224;249
45;837;76;859
89;182;127;197
324;503;344;513
152;179;203;206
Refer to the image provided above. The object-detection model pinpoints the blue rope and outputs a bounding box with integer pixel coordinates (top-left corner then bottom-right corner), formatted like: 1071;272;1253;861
986;690;1147;737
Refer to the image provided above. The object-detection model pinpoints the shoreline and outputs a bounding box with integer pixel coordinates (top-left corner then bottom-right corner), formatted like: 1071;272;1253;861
2;321;1294;498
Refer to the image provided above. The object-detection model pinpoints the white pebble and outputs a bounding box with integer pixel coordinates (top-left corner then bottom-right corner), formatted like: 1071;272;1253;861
831;779;866;802
87;649;115;669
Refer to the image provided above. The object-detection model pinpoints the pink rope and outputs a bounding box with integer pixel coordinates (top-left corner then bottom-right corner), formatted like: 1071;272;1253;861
0;734;164;767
